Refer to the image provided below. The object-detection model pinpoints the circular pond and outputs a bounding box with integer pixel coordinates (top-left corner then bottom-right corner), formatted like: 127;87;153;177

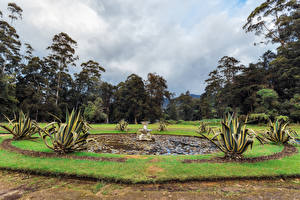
87;134;218;155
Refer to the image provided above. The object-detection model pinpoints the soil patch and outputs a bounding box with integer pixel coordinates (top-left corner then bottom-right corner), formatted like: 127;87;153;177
87;134;218;155
146;165;164;176
1;139;127;163
183;144;298;164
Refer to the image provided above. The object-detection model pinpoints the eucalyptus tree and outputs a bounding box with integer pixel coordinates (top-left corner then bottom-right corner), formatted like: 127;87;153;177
243;0;298;46
176;91;194;121
7;2;23;23
0;3;22;75
100;82;116;123
244;0;299;107
16;54;48;120
75;60;105;106
145;73;171;121
0;3;23;117
113;74;148;123
46;32;78;106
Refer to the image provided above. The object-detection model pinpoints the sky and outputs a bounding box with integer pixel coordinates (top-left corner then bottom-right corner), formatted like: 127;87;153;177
0;0;275;95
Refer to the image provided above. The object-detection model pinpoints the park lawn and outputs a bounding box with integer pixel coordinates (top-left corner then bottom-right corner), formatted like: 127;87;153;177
1;121;299;134
0;129;299;183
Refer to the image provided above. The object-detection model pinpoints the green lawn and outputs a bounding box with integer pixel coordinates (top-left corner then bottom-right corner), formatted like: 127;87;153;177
0;123;299;183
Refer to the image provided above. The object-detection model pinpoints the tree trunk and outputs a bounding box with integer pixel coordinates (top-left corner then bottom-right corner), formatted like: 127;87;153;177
35;109;39;121
55;71;61;106
134;116;137;124
106;115;109;124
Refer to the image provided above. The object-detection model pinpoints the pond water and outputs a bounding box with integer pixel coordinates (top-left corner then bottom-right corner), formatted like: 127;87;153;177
86;134;218;155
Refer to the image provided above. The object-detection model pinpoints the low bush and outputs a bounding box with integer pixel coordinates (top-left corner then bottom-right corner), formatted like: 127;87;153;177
115;119;129;132
157;120;168;132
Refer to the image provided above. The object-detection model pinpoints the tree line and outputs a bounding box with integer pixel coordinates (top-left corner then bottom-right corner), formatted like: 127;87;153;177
0;3;171;123
0;1;299;123
165;0;300;123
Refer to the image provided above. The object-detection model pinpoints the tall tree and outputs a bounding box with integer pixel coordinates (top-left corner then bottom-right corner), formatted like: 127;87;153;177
113;74;148;123
100;82;116;123
16;44;48;120
46;32;78;106
0;3;23;117
146;73;170;121
75;60;105;107
243;0;298;46
7;2;23;24
176;91;194;121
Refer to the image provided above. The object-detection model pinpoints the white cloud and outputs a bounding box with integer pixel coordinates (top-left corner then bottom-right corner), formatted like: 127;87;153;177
0;0;275;94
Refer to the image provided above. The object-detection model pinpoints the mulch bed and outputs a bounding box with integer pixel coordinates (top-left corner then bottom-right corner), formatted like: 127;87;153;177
183;145;298;164
0;139;127;163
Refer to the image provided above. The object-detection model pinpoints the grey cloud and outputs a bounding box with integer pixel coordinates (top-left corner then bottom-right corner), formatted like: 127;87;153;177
0;0;275;95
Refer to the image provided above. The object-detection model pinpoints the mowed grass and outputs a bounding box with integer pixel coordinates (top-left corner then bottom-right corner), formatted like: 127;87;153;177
1;121;299;135
0;122;299;183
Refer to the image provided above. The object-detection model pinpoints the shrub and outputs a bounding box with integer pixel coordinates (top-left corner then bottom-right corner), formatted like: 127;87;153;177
199;119;222;126
249;113;270;124
157;120;168;132
275;115;289;122
199;113;263;159
83;97;107;123
38;110;90;154
166;120;177;125
0;111;38;140
262;120;298;144
115;119;129;132
197;122;213;135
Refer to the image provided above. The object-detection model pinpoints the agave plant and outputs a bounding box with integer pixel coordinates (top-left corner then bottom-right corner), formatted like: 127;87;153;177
157;120;168;132
0;111;38;140
38;110;90;154
197;122;213;135
115;119;128;132
199;113;262;159
262;120;298;144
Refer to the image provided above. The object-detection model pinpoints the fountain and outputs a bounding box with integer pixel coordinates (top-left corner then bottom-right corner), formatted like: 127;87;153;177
136;121;154;141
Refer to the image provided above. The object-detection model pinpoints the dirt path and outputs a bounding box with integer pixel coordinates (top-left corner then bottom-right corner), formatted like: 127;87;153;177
0;170;300;200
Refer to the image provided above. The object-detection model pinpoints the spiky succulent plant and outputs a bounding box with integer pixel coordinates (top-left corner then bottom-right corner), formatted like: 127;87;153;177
262;120;298;144
38;109;90;154
0;111;38;140
199;113;263;159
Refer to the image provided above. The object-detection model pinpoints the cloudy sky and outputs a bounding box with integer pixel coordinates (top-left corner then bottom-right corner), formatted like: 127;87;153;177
0;0;275;95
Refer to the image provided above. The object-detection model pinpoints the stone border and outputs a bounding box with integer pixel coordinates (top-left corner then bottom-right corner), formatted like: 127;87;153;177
183;145;298;164
0;139;127;163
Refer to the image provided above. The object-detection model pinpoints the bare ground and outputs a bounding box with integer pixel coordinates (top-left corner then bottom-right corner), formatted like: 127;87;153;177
0;170;300;200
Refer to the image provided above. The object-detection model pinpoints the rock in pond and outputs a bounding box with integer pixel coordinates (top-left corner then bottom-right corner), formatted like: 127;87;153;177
86;134;218;155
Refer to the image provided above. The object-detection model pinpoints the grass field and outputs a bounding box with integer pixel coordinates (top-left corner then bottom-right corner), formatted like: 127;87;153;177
0;122;299;183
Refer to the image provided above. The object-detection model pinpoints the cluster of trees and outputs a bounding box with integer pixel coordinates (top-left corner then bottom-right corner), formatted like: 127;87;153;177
1;1;299;123
165;0;299;122
0;3;170;123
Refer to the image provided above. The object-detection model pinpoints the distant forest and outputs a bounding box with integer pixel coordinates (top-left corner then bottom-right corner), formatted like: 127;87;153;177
0;1;299;123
